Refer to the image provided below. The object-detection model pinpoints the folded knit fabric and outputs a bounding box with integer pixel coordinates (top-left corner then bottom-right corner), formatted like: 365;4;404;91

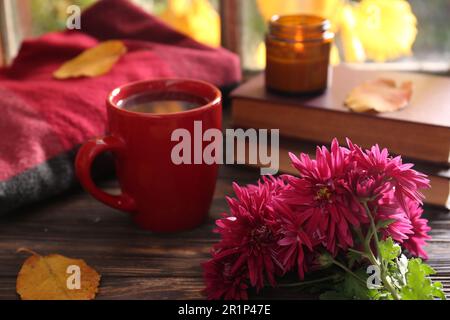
0;0;240;214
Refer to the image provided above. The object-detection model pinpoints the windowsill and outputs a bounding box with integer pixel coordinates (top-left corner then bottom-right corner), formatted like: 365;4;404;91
343;62;450;76
244;61;450;79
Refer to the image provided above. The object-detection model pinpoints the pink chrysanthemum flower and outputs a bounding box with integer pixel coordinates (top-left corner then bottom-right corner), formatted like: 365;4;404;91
202;252;249;300
281;139;360;255
375;193;413;243
274;200;313;278
245;175;290;203
213;182;283;291
402;198;431;259
347;139;430;213
203;138;433;299
346;169;391;204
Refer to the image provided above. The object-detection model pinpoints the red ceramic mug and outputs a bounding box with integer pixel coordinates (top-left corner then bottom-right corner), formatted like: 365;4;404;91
75;79;222;232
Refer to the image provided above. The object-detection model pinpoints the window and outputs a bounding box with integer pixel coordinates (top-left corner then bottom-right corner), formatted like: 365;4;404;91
0;0;220;64
1;0;449;72
237;0;450;72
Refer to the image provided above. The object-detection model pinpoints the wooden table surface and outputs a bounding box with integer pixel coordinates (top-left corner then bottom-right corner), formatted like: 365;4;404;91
0;163;449;300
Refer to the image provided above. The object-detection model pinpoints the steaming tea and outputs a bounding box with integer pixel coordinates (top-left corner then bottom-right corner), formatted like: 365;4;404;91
117;92;204;114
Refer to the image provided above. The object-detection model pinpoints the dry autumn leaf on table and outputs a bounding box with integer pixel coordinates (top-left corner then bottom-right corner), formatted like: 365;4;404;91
53;40;127;79
16;249;100;300
345;78;413;113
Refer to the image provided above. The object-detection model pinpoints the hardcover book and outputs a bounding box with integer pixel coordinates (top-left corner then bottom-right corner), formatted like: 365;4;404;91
231;65;450;165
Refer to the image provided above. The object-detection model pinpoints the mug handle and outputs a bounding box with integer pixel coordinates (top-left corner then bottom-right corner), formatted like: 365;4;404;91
75;136;136;212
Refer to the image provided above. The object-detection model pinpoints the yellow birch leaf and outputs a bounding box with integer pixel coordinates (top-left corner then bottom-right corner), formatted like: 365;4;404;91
353;0;417;62
159;0;220;47
16;249;101;300
53;40;127;79
340;4;366;63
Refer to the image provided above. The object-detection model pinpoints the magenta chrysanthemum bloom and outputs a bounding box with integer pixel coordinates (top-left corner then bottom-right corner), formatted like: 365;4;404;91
402;198;431;259
202;252;249;300
213;182;283;291
375;193;413;243
245;175;289;203
274;200;313;278
281;139;360;255
347;139;430;213
203;138;435;299
346;169;391;203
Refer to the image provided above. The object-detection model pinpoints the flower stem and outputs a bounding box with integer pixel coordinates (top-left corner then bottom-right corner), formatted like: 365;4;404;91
348;247;368;258
278;275;338;288
362;202;381;259
330;258;367;285
361;201;401;300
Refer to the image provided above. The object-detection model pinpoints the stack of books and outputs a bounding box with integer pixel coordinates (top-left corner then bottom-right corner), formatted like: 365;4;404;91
230;65;450;209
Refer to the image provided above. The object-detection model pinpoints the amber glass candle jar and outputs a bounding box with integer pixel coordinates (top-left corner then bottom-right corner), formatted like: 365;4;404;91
265;15;334;95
